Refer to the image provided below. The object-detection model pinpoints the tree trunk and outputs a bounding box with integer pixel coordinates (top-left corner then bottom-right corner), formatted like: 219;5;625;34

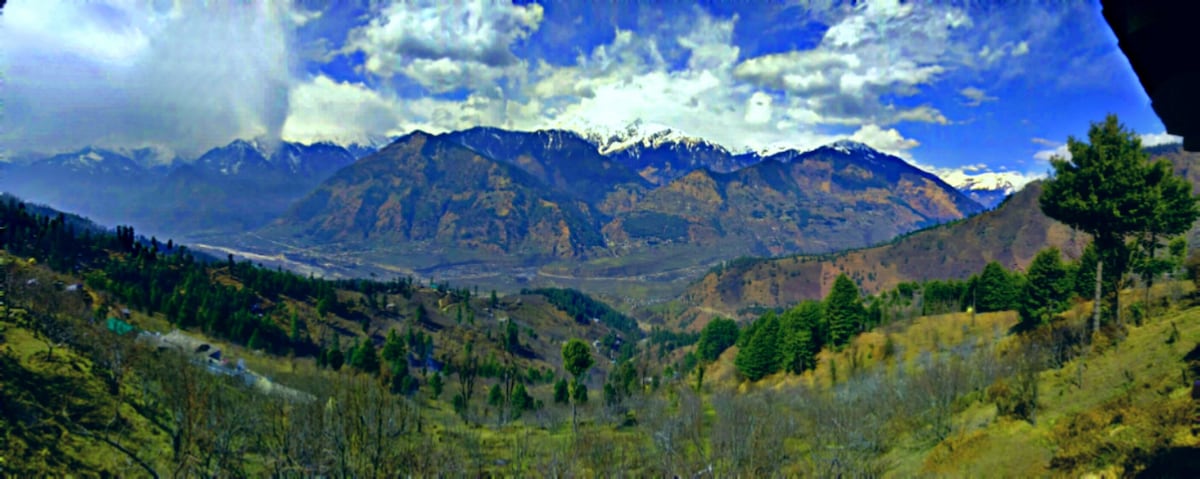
1093;259;1102;335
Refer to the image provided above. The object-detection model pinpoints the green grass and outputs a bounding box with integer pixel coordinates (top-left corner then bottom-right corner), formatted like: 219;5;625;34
889;291;1200;477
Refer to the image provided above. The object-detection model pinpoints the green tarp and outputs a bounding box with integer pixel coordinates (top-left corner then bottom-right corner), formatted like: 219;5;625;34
106;317;135;335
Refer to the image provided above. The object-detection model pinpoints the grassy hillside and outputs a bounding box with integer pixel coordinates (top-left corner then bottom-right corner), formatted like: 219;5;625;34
0;196;646;476
5;227;1199;475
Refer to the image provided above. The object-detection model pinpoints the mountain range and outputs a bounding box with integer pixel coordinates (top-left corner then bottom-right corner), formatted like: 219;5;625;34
0;140;357;238
1;126;1012;296
676;145;1200;328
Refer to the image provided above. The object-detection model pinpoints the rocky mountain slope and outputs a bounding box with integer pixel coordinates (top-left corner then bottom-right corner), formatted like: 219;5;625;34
265;132;605;263
681;145;1199;322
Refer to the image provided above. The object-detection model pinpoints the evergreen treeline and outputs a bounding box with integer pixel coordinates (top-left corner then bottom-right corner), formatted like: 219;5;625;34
720;246;1151;382
0;197;412;357
522;287;640;336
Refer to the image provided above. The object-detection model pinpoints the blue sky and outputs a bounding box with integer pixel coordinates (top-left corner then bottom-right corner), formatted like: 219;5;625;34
0;0;1178;185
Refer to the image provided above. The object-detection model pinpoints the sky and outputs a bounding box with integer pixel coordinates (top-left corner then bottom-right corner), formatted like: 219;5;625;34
0;0;1180;186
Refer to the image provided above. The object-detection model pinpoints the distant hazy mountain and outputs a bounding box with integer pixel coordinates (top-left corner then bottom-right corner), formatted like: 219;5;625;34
0;146;161;227
4;128;996;295
0;140;357;239
139;140;356;236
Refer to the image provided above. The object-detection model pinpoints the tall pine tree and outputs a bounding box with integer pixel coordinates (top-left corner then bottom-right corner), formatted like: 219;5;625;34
734;312;781;381
1018;248;1074;329
825;274;865;349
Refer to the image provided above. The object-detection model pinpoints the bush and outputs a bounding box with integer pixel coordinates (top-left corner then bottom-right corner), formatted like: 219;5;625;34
987;373;1037;423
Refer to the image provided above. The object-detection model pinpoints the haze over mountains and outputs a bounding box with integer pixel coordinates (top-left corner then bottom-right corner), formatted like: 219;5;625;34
1;125;1018;297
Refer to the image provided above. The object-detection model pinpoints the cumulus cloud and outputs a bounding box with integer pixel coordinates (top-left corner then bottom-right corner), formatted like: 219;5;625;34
1033;143;1070;162
281;76;407;145
846;124;920;160
1;1;298;156
343;0;543;91
732;1;966;127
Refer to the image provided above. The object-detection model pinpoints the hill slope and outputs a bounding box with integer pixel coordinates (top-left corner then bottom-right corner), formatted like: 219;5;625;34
265;131;606;265
683;146;1200;322
444;127;650;211
606;141;983;258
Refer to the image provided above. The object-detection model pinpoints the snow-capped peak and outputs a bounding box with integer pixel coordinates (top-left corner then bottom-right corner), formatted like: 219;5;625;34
755;139;882;158
940;170;1041;194
827;140;876;155
589;120;728;156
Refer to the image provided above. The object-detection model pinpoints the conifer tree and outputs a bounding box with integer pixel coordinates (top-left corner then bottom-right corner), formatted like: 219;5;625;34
1018;248;1073;329
825;274;865;348
1040;115;1200;331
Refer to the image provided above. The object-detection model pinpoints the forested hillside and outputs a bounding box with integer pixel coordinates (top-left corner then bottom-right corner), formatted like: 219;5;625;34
4;192;1199;476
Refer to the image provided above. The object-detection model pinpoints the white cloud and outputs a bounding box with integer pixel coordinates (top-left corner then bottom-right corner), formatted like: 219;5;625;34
1140;132;1184;147
401;58;508;94
744;92;773;125
1012;41;1030;56
281;76;407;145
891;105;950;125
1;1;298;156
344;0;543;91
846;124;920;160
1033;143;1070;162
959;87;997;107
731;2;966;127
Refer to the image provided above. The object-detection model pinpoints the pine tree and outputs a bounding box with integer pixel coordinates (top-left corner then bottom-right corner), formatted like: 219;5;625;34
327;344;345;371
734;312;781;381
512;383;533;415
1018;248;1074;329
976;261;1022;313
357;341;380;374
825;274;865;348
697;317;739;362
382;329;406;368
779;305;818;374
1040;115;1200;332
247;329;263;351
487;384;504;409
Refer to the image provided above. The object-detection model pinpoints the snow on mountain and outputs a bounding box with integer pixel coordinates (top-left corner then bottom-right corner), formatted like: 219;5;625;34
828;139;878;155
940;170;1040;195
937;169;1043;209
589;120;730;156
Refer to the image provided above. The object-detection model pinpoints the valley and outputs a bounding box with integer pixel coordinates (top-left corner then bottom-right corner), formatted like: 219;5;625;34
1;126;998;303
5;1;1199;476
